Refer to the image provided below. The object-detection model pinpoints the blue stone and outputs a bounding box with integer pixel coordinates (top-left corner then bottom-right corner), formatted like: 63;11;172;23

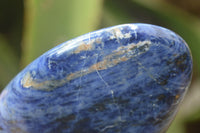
0;24;192;133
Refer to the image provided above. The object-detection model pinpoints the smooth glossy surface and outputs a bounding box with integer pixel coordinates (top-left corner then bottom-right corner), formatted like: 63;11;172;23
0;24;192;133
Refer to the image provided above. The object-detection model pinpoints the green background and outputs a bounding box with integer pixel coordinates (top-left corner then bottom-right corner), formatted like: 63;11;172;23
0;0;200;132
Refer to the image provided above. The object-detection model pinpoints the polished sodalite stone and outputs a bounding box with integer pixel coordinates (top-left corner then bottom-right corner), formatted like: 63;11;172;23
0;24;192;133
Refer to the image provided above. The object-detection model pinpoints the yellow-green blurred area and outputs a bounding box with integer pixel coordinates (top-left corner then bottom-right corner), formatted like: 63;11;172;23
0;0;199;132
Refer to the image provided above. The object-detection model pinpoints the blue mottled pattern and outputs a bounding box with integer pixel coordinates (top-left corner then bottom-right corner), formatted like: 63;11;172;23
0;24;192;133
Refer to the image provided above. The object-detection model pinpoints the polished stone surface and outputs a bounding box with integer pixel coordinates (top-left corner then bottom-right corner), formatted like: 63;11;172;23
0;24;192;133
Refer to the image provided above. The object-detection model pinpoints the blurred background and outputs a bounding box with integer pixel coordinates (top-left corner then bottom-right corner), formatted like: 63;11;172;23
0;0;199;132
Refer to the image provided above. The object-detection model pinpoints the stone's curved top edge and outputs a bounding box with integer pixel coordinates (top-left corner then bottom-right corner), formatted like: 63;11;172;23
46;24;139;56
44;23;181;57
